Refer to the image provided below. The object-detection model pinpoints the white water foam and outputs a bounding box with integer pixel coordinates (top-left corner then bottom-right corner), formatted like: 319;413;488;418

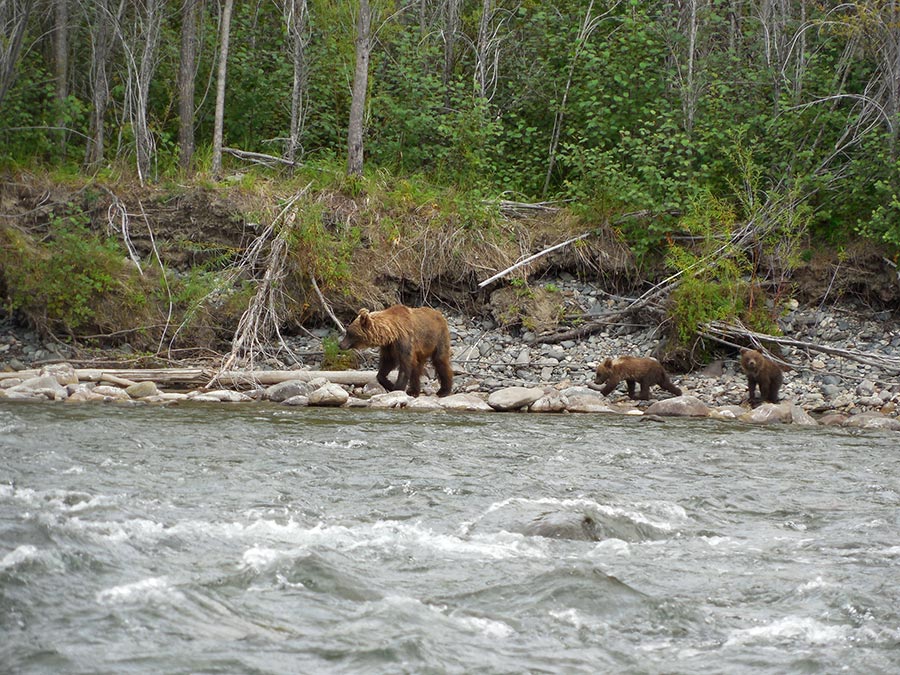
96;576;185;606
0;544;42;570
724;616;849;646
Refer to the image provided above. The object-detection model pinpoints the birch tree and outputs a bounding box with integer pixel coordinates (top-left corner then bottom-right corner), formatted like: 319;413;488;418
114;0;165;183
347;0;371;176
283;0;309;164
83;0;123;167
52;0;68;154
211;0;234;177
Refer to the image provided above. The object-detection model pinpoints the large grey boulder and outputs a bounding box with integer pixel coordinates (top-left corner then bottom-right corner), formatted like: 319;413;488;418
308;382;349;407
487;386;544;412
265;379;313;402
645;395;709;418
438;393;493;412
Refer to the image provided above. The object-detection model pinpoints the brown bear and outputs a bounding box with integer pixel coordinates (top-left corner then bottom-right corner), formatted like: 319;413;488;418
740;348;783;405
594;356;682;400
338;305;453;397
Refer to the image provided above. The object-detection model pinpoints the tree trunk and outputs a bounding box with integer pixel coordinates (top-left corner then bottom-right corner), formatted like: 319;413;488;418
474;0;494;100
53;0;68;156
284;0;309;165
84;0;121;167
347;0;371;177
441;0;461;109
212;0;235;177
0;1;34;108
178;0;201;172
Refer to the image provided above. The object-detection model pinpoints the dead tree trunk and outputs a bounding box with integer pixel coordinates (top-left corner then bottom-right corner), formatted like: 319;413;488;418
84;0;122;167
53;0;69;156
0;0;34;109
283;0;310;165
177;0;202;172
347;0;371;176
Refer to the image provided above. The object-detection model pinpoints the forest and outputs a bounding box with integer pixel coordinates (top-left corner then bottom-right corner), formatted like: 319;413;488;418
1;1;899;360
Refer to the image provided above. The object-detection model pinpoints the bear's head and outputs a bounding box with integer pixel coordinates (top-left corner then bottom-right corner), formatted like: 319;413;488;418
594;357;614;385
338;309;373;350
740;348;762;375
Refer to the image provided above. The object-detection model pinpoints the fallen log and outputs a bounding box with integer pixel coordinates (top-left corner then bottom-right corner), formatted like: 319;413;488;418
0;367;378;389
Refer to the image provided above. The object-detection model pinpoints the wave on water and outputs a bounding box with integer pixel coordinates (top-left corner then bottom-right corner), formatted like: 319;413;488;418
95;576;185;606
724;616;850;647
459;496;692;543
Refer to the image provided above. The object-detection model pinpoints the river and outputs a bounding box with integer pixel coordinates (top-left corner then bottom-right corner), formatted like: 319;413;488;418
1;401;898;674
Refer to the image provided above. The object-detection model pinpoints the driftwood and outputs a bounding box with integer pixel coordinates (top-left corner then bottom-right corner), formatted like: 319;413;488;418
0;368;377;389
223;146;300;168
700;320;900;374
534;278;673;345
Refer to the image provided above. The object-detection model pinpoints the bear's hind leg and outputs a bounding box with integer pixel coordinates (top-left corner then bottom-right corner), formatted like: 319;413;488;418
432;346;454;397
406;358;425;397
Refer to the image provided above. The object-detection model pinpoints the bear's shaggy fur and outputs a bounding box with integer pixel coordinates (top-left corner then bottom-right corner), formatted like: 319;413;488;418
594;356;682;400
740;348;783;405
339;305;453;397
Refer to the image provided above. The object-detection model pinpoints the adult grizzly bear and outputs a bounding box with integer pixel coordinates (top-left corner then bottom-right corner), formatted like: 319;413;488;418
594;356;682;400
740;348;783;405
338;305;453;397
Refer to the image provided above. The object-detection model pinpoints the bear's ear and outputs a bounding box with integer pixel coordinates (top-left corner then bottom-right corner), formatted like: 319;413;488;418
357;308;370;326
603;357;613;367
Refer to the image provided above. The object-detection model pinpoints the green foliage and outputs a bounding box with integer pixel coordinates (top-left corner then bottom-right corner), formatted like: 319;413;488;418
665;191;779;348
321;335;357;370
0;206;137;334
285;199;361;288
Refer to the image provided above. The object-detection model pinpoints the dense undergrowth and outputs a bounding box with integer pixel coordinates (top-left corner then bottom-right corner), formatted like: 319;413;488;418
0;163;895;368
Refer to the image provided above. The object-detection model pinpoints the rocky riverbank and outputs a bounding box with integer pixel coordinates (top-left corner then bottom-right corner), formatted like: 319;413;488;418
2;276;899;431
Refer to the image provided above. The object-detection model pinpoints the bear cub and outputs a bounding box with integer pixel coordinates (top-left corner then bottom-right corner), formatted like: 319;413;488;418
594;356;682;400
339;304;453;397
740;348;784;405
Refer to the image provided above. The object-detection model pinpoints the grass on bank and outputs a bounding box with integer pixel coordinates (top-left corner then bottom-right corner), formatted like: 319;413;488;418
0;158;823;366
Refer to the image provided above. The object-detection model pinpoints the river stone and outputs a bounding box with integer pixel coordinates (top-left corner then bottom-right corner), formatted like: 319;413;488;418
406;396;444;411
645;395;709;418
281;395;309;406
93;385;130;400
39;362;78;385
529;391;568;413
709;405;746;420
565;393;615;413
487;386;544;411
818;412;849;426
843;412;900;431
308;382;349;407
11;375;69;400
739;403;792;424
438;393;493;412
0;377;23;389
126;381;160;399
368;390;412;409
788;403;818;426
265;379;313;402
203;389;252;402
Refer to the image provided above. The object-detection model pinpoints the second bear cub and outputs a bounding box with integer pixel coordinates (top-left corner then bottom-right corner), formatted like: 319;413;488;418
594;356;682;400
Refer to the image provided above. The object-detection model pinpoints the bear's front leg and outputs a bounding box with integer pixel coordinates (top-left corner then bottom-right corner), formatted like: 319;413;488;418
600;378;620;396
747;376;759;406
392;343;413;393
377;348;399;392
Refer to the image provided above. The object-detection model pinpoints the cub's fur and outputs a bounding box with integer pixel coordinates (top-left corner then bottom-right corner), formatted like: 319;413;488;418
339;305;453;397
740;348;783;405
594;356;682;400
